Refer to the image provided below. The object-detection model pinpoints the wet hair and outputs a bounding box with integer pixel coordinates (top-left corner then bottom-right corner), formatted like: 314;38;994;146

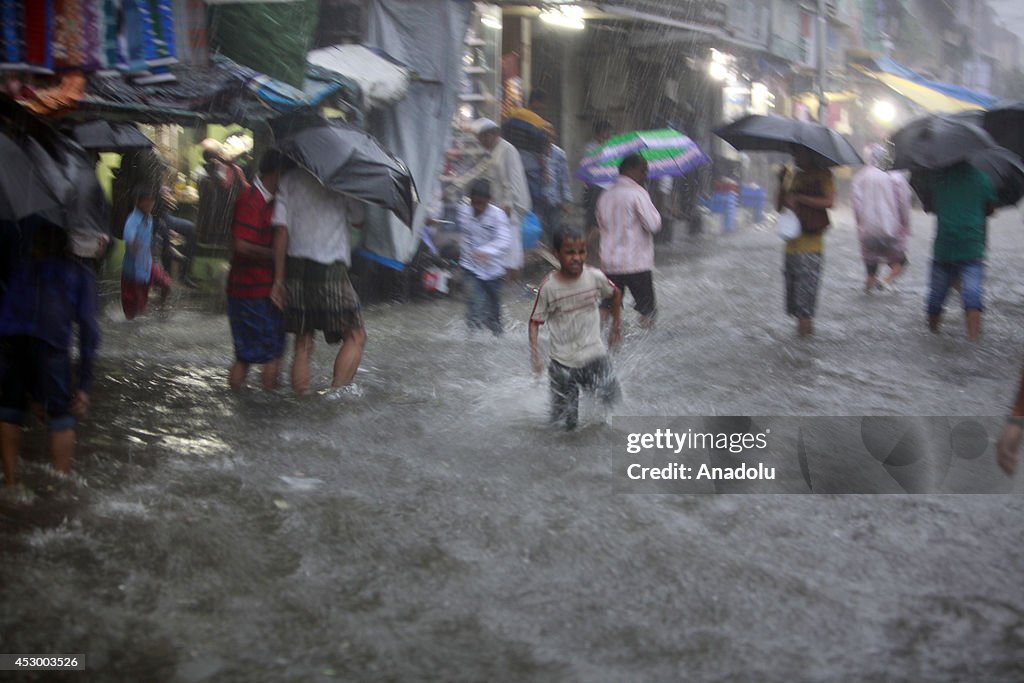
202;149;222;163
528;89;547;107
553;228;585;252
258;149;287;176
134;187;156;202
469;178;492;199
619;152;646;175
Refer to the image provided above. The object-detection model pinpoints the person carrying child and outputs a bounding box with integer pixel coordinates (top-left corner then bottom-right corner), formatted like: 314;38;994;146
0;222;100;490
121;189;173;320
529;228;623;430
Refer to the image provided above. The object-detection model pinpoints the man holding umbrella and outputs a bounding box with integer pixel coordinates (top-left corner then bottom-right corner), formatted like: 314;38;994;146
919;163;997;341
596;153;662;328
270;167;366;394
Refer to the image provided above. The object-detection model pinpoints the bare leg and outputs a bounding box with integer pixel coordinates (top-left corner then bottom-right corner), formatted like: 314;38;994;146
639;314;656;330
49;428;74;475
864;274;877;294
261;357;282;391
331;326;366;388
229;361;249;391
798;317;814;337
1;422;22;487
884;262;903;285
965;309;982;342
928;313;942;333
292;332;314;394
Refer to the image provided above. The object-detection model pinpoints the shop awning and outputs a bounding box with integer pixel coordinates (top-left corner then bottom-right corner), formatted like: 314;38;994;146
851;56;998;113
306;45;410;110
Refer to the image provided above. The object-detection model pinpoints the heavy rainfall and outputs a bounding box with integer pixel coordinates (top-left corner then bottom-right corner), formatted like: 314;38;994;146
1;1;1023;681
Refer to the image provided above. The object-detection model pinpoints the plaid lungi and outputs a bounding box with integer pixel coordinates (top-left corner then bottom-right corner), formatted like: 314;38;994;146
284;257;363;344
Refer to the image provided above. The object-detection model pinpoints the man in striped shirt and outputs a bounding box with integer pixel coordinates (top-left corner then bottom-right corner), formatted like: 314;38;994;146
227;151;286;391
596;153;662;328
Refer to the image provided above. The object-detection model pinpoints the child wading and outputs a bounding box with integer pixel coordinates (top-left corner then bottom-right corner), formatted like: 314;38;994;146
121;189;173;319
530;229;622;429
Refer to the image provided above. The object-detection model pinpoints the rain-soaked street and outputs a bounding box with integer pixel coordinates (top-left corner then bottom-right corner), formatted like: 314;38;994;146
2;204;1024;681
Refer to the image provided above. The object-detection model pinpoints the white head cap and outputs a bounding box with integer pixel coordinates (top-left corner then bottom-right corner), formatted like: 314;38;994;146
473;118;499;135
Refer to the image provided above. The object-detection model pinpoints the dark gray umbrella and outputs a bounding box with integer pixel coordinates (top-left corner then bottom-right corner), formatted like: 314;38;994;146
270;112;417;227
981;102;1024;159
713;114;863;167
909;148;1024;212
0;131;65;222
965;146;1024;208
891;115;998;171
63;119;153;152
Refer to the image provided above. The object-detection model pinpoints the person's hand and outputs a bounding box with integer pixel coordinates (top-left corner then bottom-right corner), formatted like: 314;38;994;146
71;391;90;419
531;352;544;376
608;324;622;349
270;280;286;311
94;234;109;258
997;422;1022;476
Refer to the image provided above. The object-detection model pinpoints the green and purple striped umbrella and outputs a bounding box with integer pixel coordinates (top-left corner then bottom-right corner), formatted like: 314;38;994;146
575;128;710;187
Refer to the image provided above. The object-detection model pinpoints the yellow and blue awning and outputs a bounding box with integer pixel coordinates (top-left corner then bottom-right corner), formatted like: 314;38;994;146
852;56;998;113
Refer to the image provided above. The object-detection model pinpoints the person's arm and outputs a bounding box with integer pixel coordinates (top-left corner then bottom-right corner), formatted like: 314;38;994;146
505;146;533;215
233;236;274;263
792;191;834;209
475;208;512;263
559;153;573;206
270;180;289;309
608;284;623;348
73;269;101;418
529;320;544;375
270;225;288;310
636;191;663;234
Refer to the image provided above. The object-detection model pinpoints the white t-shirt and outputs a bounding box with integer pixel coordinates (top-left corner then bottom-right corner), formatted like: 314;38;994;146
271;169;365;266
530;266;617;368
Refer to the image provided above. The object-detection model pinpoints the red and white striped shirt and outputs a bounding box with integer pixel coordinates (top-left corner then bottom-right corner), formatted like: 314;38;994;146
596;175;662;274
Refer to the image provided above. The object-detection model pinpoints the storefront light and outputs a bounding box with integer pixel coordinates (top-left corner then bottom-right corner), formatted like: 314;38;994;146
709;61;729;81
479;3;502;30
539;5;585;30
872;99;897;124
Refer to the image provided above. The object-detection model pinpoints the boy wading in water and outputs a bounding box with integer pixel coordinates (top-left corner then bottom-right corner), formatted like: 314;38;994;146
530;229;623;430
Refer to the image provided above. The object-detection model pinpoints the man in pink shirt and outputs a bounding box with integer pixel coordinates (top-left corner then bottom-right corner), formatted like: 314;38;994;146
597;153;662;328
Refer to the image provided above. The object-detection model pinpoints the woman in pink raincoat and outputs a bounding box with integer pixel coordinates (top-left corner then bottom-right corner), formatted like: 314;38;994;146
851;144;913;293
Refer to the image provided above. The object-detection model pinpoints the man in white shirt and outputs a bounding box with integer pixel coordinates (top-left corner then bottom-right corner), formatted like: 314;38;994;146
270;168;367;394
473;118;531;276
456;179;512;335
596;153;662;328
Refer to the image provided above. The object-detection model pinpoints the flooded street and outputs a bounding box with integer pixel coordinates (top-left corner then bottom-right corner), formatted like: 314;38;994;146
2;205;1023;682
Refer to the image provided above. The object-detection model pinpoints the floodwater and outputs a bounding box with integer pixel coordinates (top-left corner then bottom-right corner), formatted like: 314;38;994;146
2;205;1023;682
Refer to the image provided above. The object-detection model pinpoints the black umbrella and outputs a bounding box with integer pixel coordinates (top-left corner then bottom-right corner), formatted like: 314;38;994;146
270;112;417;227
909;148;1024;212
965;147;1024;208
0;131;65;222
891;115;998;171
713;114;863;167
62;119;153;152
981;102;1024;159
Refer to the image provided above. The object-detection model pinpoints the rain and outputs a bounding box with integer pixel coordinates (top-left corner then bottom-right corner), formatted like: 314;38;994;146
2;1;1024;681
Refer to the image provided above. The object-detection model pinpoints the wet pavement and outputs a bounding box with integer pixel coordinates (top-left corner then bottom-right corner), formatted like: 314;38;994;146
1;203;1023;682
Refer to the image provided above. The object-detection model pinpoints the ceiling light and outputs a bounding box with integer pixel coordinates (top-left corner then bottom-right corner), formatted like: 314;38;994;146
539;5;585;30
